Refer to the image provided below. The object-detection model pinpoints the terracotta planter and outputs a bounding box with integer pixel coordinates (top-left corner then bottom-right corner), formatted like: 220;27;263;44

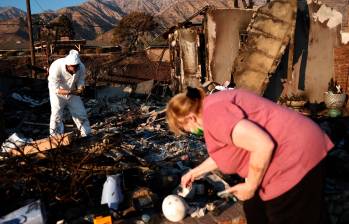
324;92;347;109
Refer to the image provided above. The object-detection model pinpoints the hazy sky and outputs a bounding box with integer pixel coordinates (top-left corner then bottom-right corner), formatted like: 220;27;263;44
0;0;87;14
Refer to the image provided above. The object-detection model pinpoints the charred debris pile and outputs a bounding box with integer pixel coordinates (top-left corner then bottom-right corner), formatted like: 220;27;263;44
0;80;349;223
0;82;244;223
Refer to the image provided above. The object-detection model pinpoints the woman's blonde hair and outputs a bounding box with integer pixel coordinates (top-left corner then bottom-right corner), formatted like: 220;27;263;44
166;87;206;135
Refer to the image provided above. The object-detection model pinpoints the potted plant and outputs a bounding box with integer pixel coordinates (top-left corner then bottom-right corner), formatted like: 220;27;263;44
324;79;347;117
324;79;347;108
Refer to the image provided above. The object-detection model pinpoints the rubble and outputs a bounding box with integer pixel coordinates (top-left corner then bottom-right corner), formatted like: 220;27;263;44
11;92;49;108
2;85;241;223
341;31;349;45
1;82;348;223
318;117;349;224
0;200;46;224
1;133;71;156
1;133;33;153
135;80;154;95
312;4;343;29
1;1;349;223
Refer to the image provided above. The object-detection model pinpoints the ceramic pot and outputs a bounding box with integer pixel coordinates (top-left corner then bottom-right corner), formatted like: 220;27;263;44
324;92;347;109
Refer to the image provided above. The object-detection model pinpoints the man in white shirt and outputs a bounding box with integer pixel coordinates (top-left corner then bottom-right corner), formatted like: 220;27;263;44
48;49;91;137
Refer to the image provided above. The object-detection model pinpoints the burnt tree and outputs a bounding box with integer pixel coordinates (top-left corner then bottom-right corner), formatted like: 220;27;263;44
112;12;157;52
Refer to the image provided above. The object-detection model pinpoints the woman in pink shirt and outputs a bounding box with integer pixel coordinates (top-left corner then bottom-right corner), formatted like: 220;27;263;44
166;87;333;224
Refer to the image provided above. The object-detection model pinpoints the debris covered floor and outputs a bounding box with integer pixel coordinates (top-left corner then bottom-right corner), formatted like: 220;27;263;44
0;81;349;224
0;81;246;223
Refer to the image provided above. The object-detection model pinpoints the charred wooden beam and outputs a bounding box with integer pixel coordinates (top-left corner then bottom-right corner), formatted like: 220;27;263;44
231;0;297;94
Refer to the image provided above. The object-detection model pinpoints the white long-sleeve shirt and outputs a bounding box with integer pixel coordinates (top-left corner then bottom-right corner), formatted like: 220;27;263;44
48;58;86;95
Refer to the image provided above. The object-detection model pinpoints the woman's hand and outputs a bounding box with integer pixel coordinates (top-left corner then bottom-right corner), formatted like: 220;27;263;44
181;170;196;188
226;182;257;201
181;157;218;188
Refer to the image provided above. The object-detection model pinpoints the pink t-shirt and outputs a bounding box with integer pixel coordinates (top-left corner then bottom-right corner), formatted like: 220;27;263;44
203;89;333;201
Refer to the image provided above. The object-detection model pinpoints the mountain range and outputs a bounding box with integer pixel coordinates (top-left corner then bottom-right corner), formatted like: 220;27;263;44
0;7;26;20
1;0;347;50
0;0;275;48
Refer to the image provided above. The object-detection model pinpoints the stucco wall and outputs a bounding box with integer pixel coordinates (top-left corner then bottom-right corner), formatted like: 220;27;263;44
304;8;337;102
206;9;254;84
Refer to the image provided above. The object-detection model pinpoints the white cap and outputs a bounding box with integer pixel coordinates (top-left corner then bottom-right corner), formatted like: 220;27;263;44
64;49;81;65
